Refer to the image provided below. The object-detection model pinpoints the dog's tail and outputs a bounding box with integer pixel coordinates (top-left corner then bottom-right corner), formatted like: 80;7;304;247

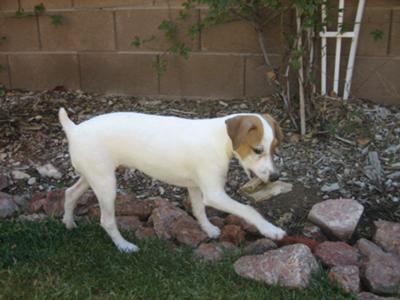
59;108;75;134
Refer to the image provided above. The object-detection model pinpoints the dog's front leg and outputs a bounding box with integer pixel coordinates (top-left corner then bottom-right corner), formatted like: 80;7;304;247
188;187;220;239
201;186;286;240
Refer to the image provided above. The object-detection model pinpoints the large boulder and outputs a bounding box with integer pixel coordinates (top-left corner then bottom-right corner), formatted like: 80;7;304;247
234;244;319;289
308;198;364;240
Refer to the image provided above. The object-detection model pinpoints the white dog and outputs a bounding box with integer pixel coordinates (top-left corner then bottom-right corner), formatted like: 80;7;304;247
59;108;286;252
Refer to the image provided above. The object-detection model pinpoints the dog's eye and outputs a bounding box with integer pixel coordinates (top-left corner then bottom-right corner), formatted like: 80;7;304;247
252;147;264;155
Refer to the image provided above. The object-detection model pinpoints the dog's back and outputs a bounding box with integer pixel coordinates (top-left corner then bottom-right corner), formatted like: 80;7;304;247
59;109;231;186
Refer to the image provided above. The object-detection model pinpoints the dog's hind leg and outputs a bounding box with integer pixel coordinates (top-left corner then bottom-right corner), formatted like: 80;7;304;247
63;176;90;229
85;172;139;253
188;187;220;239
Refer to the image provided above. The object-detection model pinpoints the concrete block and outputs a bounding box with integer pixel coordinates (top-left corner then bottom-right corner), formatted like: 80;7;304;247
116;8;199;51
0;14;39;51
39;10;115;51
79;52;158;95
160;53;244;97
9;53;80;90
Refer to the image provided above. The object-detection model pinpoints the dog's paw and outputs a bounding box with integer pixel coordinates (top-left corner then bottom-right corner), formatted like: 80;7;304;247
204;224;221;239
116;241;140;253
63;218;77;230
260;225;286;241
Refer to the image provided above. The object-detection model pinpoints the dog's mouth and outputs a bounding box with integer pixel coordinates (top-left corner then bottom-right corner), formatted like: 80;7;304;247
249;170;270;183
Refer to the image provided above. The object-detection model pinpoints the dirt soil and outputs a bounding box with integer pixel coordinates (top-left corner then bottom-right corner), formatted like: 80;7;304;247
1;89;399;239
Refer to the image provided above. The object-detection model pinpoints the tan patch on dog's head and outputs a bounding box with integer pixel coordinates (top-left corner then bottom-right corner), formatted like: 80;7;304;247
263;114;283;154
225;115;264;158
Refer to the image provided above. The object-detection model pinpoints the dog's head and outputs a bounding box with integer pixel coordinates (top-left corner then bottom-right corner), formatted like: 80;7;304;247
225;114;283;183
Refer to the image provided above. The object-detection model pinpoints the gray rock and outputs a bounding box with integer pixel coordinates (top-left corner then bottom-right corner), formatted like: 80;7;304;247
36;163;62;179
308;199;364;240
234;244;319;289
321;183;340;192
18;213;48;222
328;265;360;293
355;238;383;259
12;170;30;180
0;174;9;190
0;192;17;218
373;220;400;256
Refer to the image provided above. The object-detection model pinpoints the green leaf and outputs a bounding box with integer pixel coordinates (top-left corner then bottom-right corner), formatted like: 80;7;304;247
289;58;302;71
51;15;63;27
370;29;384;42
131;36;142;48
0;36;7;45
34;3;46;14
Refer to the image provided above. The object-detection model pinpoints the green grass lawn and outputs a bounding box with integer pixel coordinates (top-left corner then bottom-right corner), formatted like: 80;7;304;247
0;219;354;300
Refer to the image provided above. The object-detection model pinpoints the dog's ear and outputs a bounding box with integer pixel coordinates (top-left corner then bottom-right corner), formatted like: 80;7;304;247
263;114;284;152
225;116;263;150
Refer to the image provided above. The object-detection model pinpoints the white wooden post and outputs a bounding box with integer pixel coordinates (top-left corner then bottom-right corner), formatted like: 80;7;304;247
320;0;366;100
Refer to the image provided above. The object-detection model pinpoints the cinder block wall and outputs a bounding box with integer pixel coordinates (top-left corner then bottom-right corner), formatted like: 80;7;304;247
0;0;399;105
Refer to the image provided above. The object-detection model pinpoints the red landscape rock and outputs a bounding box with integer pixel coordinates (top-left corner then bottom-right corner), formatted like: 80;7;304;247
114;194;154;220
44;189;65;217
277;236;320;252
314;241;361;267
234;244;319;289
243;238;277;255
135;226;156;239
219;225;246;245
209;216;225;229
308;198;364;240
302;223;327;242
150;201;208;247
328;265;360;293
116;215;142;231
358;292;400;300
225;214;258;234
28;192;47;213
194;243;223;261
356;239;400;296
373;220;400;256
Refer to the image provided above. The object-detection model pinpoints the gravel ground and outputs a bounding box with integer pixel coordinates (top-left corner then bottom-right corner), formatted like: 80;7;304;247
1;89;399;238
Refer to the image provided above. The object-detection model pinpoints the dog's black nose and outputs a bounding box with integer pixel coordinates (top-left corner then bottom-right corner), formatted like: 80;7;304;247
270;172;280;182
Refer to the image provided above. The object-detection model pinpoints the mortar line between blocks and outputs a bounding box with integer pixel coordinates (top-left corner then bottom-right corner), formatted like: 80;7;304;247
112;10;118;51
157;55;161;93
77;52;83;90
387;9;394;55
36;14;43;50
242;56;247;97
6;54;13;89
